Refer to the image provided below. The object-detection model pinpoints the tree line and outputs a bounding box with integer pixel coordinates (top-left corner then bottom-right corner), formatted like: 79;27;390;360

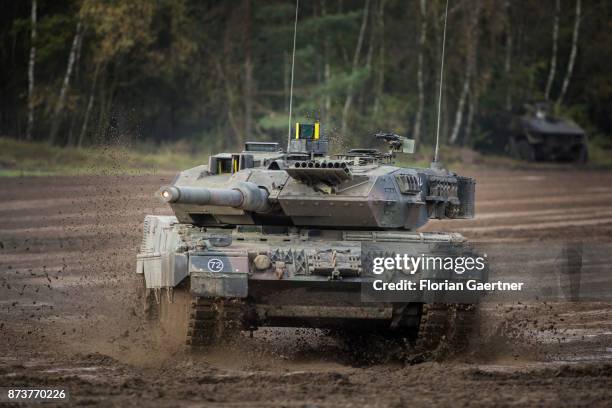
1;0;611;152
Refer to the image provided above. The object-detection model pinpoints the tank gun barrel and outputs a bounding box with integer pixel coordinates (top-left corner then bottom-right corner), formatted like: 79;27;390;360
159;182;271;212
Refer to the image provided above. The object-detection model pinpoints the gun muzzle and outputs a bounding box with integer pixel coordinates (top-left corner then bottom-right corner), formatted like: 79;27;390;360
159;182;271;213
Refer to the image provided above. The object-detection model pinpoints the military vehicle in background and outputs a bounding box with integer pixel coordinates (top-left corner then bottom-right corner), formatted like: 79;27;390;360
507;102;588;163
137;123;485;354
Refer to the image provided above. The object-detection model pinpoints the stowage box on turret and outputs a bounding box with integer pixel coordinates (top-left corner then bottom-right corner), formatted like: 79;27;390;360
137;123;485;352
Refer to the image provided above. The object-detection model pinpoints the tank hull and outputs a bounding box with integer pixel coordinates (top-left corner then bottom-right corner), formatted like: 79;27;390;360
138;215;485;343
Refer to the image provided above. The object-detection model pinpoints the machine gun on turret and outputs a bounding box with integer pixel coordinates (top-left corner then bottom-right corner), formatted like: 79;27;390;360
375;132;415;154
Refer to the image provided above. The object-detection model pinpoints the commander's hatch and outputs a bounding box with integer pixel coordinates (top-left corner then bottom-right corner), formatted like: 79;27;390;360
208;153;254;175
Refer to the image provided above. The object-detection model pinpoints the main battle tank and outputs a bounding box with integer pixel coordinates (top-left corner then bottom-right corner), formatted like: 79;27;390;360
137;123;485;353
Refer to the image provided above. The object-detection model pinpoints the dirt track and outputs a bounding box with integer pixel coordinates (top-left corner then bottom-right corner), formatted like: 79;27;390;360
1;168;611;407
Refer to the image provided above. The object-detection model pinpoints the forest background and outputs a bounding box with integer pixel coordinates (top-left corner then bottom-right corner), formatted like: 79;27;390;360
2;0;611;173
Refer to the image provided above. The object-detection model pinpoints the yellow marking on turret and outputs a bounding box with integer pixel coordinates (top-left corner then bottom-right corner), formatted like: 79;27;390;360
295;122;300;139
314;122;320;140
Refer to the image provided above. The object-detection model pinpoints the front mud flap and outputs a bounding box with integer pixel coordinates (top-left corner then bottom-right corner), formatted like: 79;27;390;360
190;272;248;298
189;255;249;298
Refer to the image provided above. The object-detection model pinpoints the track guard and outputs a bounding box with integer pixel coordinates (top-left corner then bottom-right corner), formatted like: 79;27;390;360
137;215;189;289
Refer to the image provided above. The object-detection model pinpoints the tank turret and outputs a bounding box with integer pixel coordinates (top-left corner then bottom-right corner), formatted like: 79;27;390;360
160;122;475;230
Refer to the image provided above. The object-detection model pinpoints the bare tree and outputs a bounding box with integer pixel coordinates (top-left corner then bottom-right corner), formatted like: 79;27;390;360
504;0;512;110
365;2;375;70
465;90;476;145
557;0;582;107
544;0;560;100
449;67;471;144
243;0;253;141
26;0;37;141
78;61;102;147
412;0;427;144
321;0;331;121
340;0;370;138
372;0;386;116
449;1;480;145
67;31;85;146
284;51;290;113
214;57;242;141
49;21;83;145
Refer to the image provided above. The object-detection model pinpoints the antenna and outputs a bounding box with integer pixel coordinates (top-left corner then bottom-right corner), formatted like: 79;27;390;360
287;0;299;148
433;0;449;164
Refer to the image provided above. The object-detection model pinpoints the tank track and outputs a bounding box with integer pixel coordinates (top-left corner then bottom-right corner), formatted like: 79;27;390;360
415;303;476;355
415;303;450;351
186;297;245;347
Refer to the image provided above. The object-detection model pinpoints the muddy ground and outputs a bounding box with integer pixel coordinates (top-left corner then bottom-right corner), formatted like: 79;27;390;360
1;167;611;407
